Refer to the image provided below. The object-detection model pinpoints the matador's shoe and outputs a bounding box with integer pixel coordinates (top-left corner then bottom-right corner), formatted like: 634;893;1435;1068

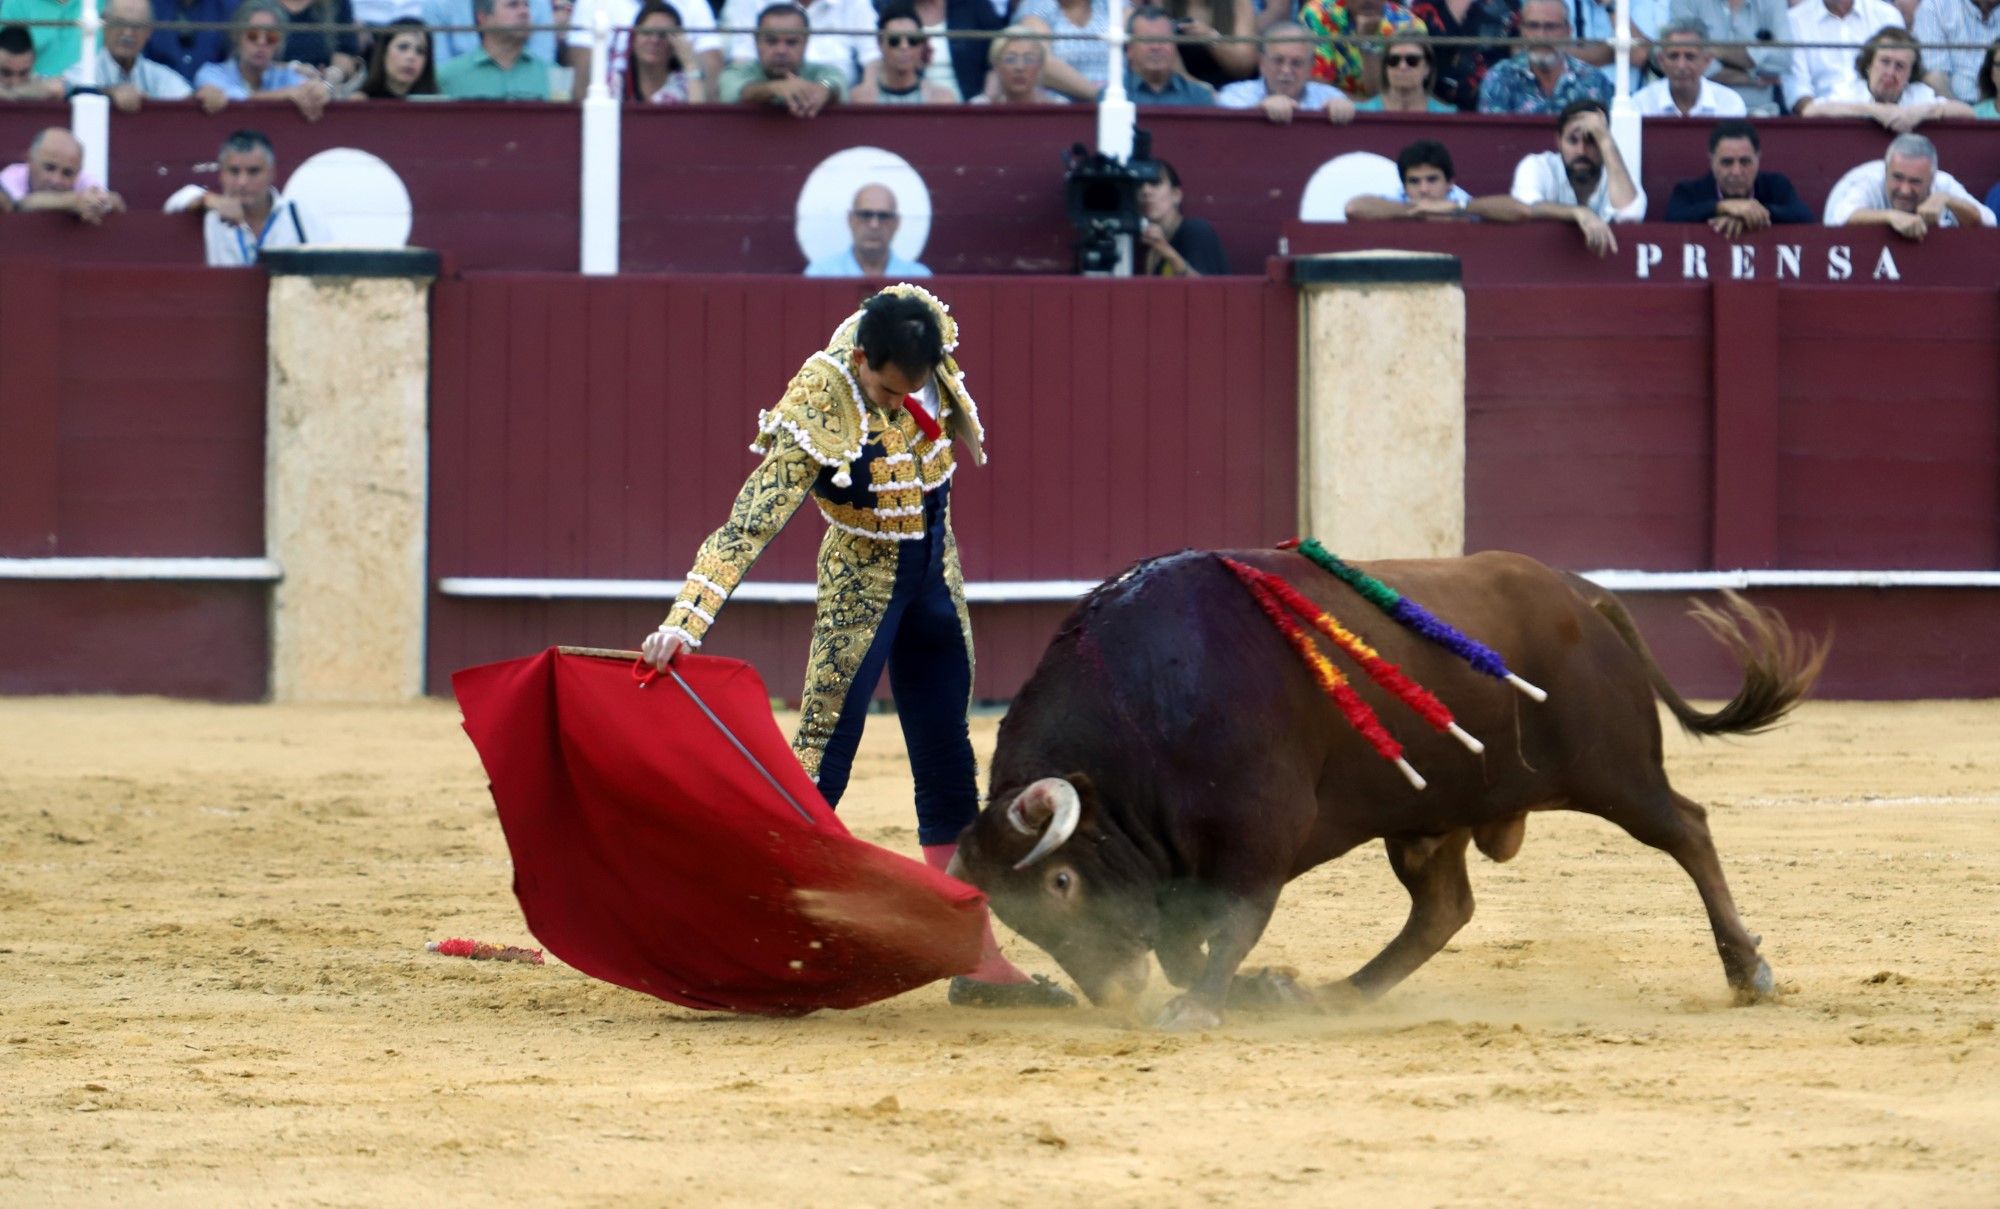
947;974;1079;1009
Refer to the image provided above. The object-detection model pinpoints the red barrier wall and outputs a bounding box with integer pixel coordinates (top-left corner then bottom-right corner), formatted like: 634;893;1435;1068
0;264;269;699
427;273;1301;697
6;100;1995;275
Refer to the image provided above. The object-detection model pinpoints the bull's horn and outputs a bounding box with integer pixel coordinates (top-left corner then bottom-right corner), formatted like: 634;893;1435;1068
1009;778;1081;870
945;849;967;880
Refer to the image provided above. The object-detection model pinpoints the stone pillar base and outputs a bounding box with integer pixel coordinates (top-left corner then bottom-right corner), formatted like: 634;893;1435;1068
263;248;439;701
1295;252;1466;560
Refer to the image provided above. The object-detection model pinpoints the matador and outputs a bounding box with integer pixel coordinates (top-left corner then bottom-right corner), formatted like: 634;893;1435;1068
640;286;1075;1009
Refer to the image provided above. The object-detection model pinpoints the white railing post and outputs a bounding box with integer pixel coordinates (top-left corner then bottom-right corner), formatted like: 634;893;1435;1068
579;0;621;274
71;0;111;187
1609;0;1641;183
1097;0;1133;162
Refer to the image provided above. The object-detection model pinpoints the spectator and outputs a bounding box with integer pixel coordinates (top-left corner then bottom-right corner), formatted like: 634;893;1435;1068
0;22;64;98
272;0;362;87
855;0;996;102
1355;31;1455;111
359;15;438;96
1298;0;1422;96
423;0;562;69
1663;119;1812;236
1667;0;1792;115
1408;0;1520;112
968;23;1069;103
851;4;956;102
718;3;845;115
565;0;718;101
1823;132;1996;237
66;0;195;109
1138;159;1228;276
1976;40;2000;116
1162;0;1259;88
612;1;704;102
146;0;235;83
804;183;931;277
165;128;329;266
715;0;877;90
1633;18;1746;115
1914;0;2000;102
1511;97;1645;256
0;0;79;76
1346;138;1533;221
1478;0;1612;114
1802;27;1975;128
1;127;126;223
192;1;334;118
1104;5;1216;105
1782;0;1904;114
1216;20;1355;122
436;0;554;98
1016;0;1111;100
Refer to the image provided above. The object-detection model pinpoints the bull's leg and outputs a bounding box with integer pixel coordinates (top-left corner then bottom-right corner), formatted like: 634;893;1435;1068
1153;893;1279;1032
1594;789;1773;1001
1325;830;1475;1004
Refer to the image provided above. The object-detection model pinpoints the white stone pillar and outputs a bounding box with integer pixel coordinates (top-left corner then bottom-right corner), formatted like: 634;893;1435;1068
1294;251;1466;559
262;248;438;701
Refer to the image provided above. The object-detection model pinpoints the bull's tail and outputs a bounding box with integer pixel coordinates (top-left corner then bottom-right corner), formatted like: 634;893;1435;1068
1589;588;1829;737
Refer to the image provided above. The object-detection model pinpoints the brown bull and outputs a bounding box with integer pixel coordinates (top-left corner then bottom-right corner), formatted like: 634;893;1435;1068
950;549;1828;1030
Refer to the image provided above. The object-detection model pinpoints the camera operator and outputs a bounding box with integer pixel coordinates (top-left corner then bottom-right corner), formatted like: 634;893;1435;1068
1138;159;1229;276
1667;0;1794;116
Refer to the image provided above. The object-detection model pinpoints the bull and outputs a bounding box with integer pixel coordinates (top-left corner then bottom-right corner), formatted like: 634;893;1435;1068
950;549;1827;1030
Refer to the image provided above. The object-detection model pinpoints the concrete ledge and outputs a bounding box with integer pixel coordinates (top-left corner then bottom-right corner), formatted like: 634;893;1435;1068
1293;251;1463;286
260;247;441;279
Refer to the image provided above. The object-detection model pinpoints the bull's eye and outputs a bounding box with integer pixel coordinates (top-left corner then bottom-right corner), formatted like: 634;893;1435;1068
1051;870;1073;894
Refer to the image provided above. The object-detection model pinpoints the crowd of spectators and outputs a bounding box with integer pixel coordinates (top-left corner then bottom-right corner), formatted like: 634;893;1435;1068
1;0;1997;261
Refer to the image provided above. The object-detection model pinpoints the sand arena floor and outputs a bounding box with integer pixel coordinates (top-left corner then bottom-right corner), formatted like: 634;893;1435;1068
1;694;1997;1207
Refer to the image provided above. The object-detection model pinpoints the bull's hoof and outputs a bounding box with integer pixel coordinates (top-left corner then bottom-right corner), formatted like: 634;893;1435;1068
1227;966;1317;1013
1732;959;1777;1005
1153;995;1223;1032
947;974;1078;1009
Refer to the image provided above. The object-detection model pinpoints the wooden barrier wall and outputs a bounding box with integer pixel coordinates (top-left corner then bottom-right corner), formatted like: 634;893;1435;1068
426;274;1302;698
0;265;269;699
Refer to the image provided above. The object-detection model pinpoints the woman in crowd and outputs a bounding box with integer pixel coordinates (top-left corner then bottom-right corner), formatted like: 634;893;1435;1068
192;1;333;120
1406;0;1516;110
1354;32;1455;111
1975;40;1999;119
1162;0;1259;88
972;25;1069;103
1015;0;1111;100
360;17;438;99
1298;0;1421;97
274;0;364;92
1138;160;1229;277
617;1;705;103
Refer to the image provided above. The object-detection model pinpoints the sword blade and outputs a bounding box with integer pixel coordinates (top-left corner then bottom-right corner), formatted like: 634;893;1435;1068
667;666;818;827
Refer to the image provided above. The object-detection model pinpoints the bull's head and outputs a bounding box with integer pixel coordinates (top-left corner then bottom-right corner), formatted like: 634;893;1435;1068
950;773;1159;1009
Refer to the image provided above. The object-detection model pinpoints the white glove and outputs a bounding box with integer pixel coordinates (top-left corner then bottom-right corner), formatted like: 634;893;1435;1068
640;627;686;671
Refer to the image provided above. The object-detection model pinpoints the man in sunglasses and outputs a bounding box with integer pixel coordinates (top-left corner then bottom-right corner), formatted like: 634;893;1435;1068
849;4;957;103
805;183;932;277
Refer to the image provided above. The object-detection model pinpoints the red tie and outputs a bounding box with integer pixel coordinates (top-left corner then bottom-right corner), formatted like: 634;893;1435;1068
902;394;941;441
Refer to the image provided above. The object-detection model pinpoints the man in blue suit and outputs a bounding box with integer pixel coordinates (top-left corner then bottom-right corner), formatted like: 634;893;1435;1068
1663;120;1813;238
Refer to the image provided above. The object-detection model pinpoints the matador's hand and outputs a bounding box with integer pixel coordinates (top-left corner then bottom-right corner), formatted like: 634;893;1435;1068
640;627;686;671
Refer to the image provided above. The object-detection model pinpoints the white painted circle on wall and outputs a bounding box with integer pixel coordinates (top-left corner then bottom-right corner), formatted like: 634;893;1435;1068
283;148;413;247
1298;152;1403;223
794;146;932;266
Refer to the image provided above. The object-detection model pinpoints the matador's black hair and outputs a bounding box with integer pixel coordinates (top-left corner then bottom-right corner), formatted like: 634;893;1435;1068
855;292;944;377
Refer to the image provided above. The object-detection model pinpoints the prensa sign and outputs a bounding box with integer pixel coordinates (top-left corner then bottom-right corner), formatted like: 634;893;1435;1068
1635;242;1903;282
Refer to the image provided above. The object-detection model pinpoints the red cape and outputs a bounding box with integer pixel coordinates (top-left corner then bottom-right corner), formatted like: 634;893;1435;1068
452;647;984;1016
